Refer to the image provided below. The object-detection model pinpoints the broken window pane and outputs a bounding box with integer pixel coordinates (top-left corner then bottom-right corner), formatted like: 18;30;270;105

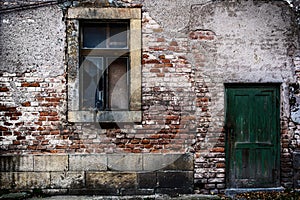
81;57;103;110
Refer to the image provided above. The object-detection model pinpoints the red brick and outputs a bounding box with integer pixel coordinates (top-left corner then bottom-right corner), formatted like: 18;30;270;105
164;63;173;67
41;140;49;145
27;145;37;150
211;147;225;153
70;144;80;149
21;82;40;87
141;139;150;144
158;55;165;59
150;68;161;73
131;139;140;144
3;131;12;136
38;117;46;121
0;106;17;112
21;102;31;107
39;111;58;116
21;82;30;87
149;134;160;139
34;122;43;126
132;149;142;153
142;54;149;59
37;127;45;131
48;116;59;121
13;131;21;136
0;87;9;92
166;115;179;120
161;59;171;63
4;122;13;126
145;59;160;64
56;145;67;149
169;41;178;46
45;98;61;102
216;163;225;168
144;143;153;148
125;144;135;149
0;126;8;131
17;136;26;140
15;122;24;126
189;32;198;39
12;112;22;116
157;38;165;42
13;140;21;145
50;130;60;135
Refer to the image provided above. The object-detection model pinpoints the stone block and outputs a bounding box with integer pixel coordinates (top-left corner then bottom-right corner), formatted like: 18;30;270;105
143;154;188;171
107;154;142;171
86;172;137;191
0;172;12;189
69;154;107;171
0;172;50;189
50;172;84;189
137;172;157;189
163;153;193;171
157;171;193;189
34;155;68;172
0;155;33;172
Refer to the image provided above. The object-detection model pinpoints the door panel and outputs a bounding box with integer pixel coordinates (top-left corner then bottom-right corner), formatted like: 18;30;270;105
226;85;280;188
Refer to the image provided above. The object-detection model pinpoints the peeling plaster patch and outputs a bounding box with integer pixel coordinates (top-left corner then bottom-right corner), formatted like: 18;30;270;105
142;0;209;36
0;5;65;74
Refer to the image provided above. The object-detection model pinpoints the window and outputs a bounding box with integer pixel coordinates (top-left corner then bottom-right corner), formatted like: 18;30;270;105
67;8;141;122
80;21;130;111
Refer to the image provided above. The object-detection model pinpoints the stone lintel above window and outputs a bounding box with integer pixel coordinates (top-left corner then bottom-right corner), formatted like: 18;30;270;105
67;7;141;20
67;7;142;123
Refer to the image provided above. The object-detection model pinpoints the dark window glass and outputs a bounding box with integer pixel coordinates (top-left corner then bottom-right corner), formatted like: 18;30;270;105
109;23;128;48
82;22;128;49
83;25;106;48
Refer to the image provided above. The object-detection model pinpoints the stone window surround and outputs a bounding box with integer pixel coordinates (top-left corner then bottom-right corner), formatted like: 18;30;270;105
66;7;142;123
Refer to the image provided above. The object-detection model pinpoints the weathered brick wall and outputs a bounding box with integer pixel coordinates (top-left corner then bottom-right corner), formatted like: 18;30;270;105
0;0;299;196
0;5;67;152
189;0;298;192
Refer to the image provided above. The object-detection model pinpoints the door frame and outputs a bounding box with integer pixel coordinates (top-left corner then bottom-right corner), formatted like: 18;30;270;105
224;83;281;188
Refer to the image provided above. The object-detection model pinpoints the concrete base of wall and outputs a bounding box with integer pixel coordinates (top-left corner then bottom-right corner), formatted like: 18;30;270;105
225;187;285;199
0;153;194;196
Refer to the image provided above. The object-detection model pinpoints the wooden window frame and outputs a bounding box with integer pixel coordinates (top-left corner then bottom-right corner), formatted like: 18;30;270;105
80;21;130;111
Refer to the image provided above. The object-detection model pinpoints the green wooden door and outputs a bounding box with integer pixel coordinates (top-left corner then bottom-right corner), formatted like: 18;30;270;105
225;85;280;188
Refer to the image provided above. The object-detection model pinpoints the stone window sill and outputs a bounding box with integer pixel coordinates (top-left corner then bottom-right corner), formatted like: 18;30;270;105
68;111;142;123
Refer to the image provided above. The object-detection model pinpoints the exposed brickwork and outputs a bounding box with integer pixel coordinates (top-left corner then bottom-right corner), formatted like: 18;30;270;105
0;71;68;153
